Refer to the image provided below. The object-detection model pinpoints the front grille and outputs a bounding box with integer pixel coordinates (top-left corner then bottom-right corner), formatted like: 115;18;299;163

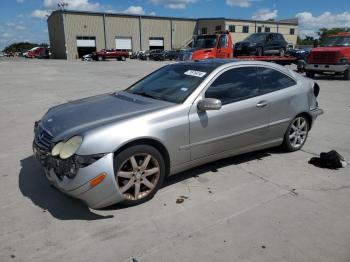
310;52;338;64
35;125;54;152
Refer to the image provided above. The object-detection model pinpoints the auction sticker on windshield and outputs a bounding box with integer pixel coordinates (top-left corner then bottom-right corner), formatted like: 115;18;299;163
184;70;207;78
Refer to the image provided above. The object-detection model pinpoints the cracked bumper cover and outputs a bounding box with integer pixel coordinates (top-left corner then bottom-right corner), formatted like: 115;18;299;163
33;147;124;209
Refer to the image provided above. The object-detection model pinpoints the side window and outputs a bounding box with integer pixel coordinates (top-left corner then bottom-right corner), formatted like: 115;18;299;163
258;67;297;94
205;67;260;105
219;35;228;48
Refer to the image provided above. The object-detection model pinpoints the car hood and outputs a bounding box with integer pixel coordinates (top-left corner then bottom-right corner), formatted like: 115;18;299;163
41;91;174;141
311;46;350;55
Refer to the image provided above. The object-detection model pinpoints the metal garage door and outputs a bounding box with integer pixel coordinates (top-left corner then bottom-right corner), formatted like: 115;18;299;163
149;37;164;50
76;37;96;47
115;37;132;51
76;36;96;58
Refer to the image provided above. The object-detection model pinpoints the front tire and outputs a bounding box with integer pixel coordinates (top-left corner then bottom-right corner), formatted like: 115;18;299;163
114;145;166;206
283;115;309;152
98;56;103;61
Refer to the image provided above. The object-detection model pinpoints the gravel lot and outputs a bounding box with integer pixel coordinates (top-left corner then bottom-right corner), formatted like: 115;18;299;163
1;57;350;262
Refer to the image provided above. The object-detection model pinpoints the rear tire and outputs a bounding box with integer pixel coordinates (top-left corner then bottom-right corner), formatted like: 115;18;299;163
283;115;309;152
343;68;350;80
98;56;103;61
114;145;166;206
121;56;126;61
306;71;315;78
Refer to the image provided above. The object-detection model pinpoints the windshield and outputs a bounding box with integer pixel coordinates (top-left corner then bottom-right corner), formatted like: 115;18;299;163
244;34;267;42
193;35;217;49
320;36;350;47
126;64;215;103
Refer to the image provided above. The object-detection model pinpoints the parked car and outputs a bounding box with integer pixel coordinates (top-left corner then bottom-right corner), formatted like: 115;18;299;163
287;47;312;72
164;50;178;60
81;54;93;61
92;49;129;61
150;50;179;61
234;33;288;56
139;50;150;60
129;52;138;59
149;50;165;61
33;59;323;208
24;47;47;58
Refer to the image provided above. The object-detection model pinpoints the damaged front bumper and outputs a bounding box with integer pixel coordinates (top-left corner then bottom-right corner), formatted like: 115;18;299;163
33;143;123;208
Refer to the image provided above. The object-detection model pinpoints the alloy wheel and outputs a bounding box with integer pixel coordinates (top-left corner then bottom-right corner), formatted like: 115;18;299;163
288;117;308;149
117;153;160;201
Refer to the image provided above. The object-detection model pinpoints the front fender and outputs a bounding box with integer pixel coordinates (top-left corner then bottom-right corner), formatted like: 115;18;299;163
76;104;191;168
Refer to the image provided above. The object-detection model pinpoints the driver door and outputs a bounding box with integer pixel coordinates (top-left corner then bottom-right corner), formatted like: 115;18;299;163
217;35;230;59
189;66;270;160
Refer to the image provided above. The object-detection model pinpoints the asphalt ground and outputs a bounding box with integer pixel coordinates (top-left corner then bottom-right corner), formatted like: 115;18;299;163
0;57;349;262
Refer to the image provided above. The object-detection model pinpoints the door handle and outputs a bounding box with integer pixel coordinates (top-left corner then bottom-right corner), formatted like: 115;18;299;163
256;101;268;108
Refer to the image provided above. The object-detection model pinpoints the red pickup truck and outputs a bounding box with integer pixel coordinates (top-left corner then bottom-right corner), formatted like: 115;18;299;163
92;49;129;61
178;32;233;61
305;32;350;80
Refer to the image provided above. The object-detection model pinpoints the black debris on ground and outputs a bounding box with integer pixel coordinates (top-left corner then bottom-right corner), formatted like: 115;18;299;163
309;150;347;169
176;196;189;204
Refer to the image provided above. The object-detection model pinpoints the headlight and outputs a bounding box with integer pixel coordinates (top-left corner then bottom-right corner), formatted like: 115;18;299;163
51;141;64;156
339;57;348;64
58;136;83;160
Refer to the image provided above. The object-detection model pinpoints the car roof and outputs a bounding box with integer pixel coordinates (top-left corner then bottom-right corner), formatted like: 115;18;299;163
175;59;294;77
176;58;240;67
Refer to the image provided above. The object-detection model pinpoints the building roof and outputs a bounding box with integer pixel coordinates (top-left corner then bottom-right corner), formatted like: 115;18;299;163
197;17;298;25
48;10;298;25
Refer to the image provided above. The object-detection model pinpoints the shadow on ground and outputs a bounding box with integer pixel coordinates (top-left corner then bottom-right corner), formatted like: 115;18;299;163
18;156;113;220
163;147;281;188
104;147;284;210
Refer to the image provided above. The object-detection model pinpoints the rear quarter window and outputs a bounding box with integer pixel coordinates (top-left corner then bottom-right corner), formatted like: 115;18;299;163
258;67;297;95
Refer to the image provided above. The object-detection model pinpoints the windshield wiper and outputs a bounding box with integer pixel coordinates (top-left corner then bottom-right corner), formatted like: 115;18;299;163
132;91;162;100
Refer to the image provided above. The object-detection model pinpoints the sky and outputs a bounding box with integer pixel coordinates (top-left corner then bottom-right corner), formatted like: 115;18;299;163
1;0;350;50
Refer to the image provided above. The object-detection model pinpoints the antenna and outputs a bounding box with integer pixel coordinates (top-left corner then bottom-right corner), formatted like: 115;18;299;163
57;2;69;11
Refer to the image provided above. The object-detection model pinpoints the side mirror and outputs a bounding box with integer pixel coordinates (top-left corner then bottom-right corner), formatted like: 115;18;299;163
197;98;222;111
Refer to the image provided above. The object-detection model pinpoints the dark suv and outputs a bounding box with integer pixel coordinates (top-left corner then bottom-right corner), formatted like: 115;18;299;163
234;33;288;56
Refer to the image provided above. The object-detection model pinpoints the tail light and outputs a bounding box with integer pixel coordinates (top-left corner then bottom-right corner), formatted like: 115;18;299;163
313;83;320;97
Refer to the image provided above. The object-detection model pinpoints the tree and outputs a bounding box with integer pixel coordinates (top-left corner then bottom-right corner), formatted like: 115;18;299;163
318;28;350;38
297;36;315;46
2;42;48;53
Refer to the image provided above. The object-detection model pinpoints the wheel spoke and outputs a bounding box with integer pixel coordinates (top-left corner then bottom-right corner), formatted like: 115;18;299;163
289;132;296;139
118;171;133;178
140;155;151;171
300;131;307;136
299;121;306;129
297;118;301;127
144;167;159;177
120;179;134;193
291;125;297;131
134;182;140;199
129;156;138;171
142;178;155;189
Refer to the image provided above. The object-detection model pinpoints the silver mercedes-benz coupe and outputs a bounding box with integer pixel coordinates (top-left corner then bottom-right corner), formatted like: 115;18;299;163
33;60;323;208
